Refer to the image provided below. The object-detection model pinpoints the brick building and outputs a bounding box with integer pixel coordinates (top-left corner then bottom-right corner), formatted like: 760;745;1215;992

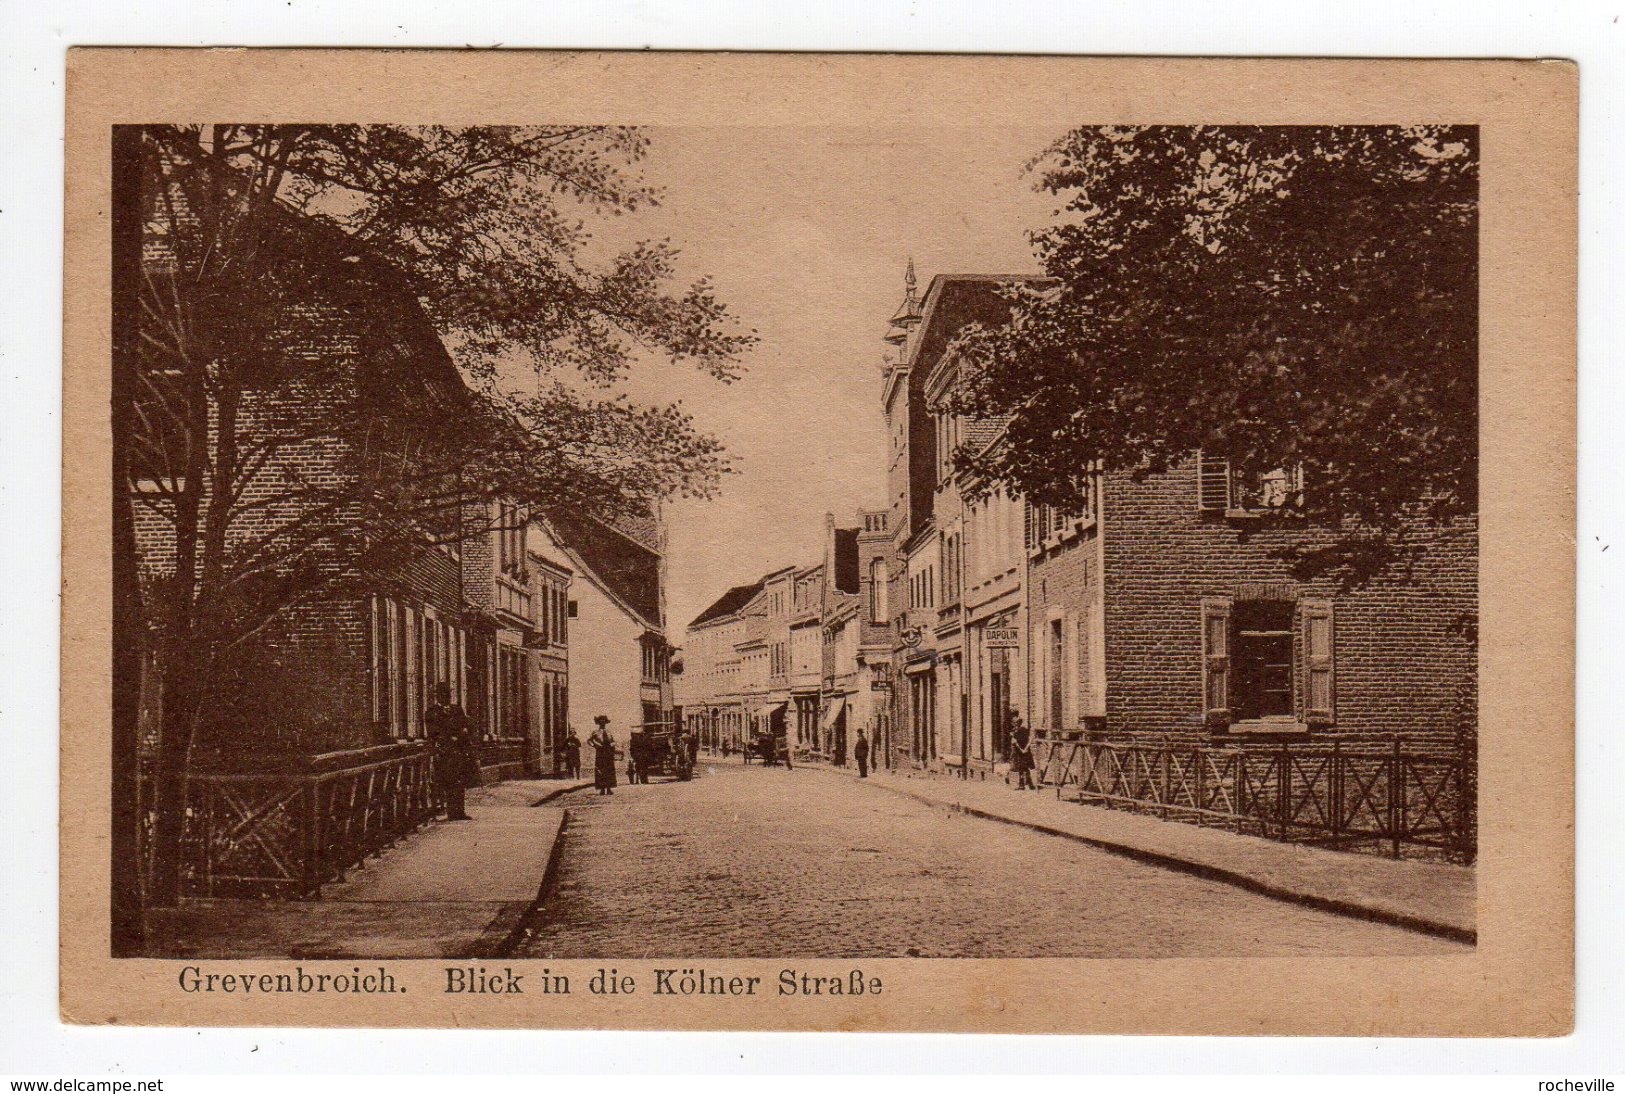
1031;458;1477;754
133;209;480;761
679;577;764;752
878;262;1039;770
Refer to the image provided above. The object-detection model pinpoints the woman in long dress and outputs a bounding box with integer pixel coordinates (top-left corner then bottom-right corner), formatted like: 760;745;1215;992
588;715;619;795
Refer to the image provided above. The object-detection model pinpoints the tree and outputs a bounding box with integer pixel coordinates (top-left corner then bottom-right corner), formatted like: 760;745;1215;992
122;125;755;907
953;126;1478;582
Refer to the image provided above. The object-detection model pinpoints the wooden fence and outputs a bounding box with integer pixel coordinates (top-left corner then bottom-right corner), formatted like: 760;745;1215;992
1034;735;1475;863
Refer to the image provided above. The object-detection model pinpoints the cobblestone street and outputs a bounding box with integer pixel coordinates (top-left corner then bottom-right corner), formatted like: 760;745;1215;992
515;762;1467;958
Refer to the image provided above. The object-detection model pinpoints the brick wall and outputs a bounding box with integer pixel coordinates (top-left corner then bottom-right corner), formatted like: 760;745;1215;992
1099;460;1477;756
1026;524;1101;736
133;250;468;759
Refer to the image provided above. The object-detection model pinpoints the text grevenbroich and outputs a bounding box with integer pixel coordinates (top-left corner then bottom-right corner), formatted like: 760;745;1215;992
177;966;401;993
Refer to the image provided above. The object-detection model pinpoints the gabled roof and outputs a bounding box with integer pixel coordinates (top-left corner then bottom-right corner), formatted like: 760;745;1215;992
914;274;1049;386
690;580;765;629
543;508;664;632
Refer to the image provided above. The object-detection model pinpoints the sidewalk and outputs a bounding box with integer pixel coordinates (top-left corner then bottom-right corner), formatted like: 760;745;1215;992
144;778;591;959
815;762;1476;943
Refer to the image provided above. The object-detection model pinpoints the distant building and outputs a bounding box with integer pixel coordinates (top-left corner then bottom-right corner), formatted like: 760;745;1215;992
789;564;825;754
680;577;764;752
817;513;870;766
531;509;673;753
854;508;895;762
681;518;877;765
878;261;1040;771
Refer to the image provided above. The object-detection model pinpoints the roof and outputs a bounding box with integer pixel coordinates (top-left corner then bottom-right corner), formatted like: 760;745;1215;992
964;415;1012;454
689;580;765;629
545;508;664;631
914;274;1049;387
604;508;661;552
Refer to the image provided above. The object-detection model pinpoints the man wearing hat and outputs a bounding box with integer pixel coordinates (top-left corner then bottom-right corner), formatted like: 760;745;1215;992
587;714;619;795
425;682;478;820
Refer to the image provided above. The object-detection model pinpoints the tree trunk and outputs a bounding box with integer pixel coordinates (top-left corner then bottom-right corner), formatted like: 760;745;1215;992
146;658;201;908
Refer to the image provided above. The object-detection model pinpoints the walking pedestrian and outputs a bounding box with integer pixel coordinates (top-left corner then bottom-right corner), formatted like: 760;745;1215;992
1009;712;1038;791
563;727;582;779
854;728;870;779
588;715;619;795
425;683;478;820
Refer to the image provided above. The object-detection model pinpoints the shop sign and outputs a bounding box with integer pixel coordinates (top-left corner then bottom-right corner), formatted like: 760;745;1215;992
984;627;1021;649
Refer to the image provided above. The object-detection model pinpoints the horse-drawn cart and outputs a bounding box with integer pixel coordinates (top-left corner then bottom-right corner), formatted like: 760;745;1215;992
628;722;695;782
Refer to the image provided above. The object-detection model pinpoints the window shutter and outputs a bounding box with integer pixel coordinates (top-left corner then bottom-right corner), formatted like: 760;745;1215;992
1201;598;1232;726
1301;599;1335;724
1198;453;1232;512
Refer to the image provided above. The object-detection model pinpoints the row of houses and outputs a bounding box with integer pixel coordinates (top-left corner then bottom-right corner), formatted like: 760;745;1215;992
677;513;890;763
681;262;1477;790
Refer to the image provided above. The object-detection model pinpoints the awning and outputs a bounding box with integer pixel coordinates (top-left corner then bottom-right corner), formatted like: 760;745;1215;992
821;694;847;729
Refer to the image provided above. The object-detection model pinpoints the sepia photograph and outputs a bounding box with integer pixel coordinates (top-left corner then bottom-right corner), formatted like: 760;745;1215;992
113;118;1479;962
53;49;1576;1037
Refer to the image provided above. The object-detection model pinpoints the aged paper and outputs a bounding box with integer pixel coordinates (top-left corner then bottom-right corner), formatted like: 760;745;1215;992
62;49;1575;1034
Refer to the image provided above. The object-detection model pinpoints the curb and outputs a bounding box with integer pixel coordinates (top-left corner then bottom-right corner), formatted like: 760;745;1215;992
528;779;594;807
846;768;1476;946
479;808;573;958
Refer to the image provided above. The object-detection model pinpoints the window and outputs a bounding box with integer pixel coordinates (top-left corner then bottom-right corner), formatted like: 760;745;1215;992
498;646;529;740
1232;600;1294;721
496;502;527;576
940;533;961;604
405;606;422;735
1049;619;1065;730
1202;597;1335;730
370;596;392;730
869;559;888;623
1076;615;1093;717
1197;454;1303;513
536;582;568;647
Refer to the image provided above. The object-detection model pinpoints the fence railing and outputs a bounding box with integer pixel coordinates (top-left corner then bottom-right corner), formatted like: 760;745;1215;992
1034;735;1475;863
139;741;437;899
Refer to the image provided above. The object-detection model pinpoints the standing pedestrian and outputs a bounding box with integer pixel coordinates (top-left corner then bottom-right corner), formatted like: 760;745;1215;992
563;727;582;779
627;730;646;785
854;728;870;779
588;714;619;795
425;683;478;820
1009;712;1038;791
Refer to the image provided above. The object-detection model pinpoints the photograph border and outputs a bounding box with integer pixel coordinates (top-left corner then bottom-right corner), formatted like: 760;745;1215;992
60;48;1576;1034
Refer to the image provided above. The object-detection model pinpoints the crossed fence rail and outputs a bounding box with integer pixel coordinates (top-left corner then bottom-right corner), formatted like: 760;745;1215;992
1033;734;1475;863
138;741;438;899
